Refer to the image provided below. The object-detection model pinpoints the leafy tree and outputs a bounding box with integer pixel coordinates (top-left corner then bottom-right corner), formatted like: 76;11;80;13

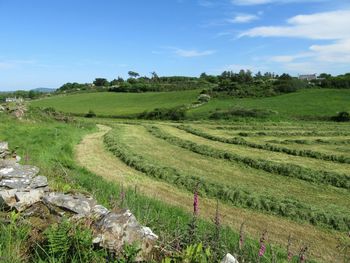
110;77;124;86
128;71;140;78
150;71;159;81
93;78;109;87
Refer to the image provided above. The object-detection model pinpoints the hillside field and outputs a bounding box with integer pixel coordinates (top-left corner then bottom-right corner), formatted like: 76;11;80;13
31;89;350;120
30;90;201;117
188;89;350;119
99;120;350;262
21;88;350;262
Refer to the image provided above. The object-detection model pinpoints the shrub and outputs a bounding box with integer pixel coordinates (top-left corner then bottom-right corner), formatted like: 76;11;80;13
197;94;211;103
85;110;96;118
138;107;186;120
332;111;350;122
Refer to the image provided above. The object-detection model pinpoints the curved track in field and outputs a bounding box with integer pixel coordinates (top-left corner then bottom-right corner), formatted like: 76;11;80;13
75;124;343;263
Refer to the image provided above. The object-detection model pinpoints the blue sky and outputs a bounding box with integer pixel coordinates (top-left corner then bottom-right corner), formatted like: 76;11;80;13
0;0;349;90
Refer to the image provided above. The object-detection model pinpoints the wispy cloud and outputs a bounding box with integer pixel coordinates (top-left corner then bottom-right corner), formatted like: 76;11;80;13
174;48;216;57
241;9;350;72
240;10;350;40
231;0;327;5
227;14;259;23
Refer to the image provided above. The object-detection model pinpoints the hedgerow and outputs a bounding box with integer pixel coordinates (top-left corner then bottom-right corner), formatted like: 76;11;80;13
104;127;350;231
177;125;350;164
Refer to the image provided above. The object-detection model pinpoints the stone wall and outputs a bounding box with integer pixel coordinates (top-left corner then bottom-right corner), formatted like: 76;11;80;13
0;141;158;261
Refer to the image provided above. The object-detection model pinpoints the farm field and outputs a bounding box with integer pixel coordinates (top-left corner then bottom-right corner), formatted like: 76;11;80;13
96;119;350;262
187;89;350;120
30;88;350;121
30;89;200;117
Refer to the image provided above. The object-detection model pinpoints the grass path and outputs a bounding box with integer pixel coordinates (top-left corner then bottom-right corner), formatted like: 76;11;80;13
75;124;344;262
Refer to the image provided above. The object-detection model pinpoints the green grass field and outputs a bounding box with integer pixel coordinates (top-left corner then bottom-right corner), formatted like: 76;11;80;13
102;120;350;262
187;89;350;120
31;88;350;121
31;90;201;117
7;88;350;262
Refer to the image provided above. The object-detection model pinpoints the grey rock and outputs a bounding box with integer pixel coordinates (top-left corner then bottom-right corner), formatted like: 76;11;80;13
14;189;45;211
93;209;158;261
0;189;17;209
0;177;31;189
0;142;8;153
91;205;109;220
0;142;10;160
221;253;239;263
43;192;96;215
0;164;39;179
30;176;48;189
0;159;17;169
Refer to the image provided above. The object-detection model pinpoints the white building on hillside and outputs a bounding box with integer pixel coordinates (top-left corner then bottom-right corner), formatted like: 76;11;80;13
298;74;317;81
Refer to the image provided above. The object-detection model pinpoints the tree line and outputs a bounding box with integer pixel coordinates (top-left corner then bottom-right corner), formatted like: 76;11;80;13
56;70;350;97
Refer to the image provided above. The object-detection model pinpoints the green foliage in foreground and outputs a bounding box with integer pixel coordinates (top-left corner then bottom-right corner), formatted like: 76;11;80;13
104;126;350;231
178;125;350;164
0;113;298;262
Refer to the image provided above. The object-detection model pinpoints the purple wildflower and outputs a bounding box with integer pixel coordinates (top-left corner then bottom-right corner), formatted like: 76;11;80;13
258;230;268;258
298;246;308;263
259;244;266;257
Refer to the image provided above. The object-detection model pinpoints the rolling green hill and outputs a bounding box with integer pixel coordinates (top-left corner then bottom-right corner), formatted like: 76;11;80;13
188;89;350;120
31;90;201;117
31;88;350;120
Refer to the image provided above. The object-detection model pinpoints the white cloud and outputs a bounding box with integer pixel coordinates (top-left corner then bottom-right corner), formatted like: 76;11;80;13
227;14;259;23
232;0;271;5
241;9;350;72
174;48;216;57
240;10;350;40
232;0;326;5
310;38;350;63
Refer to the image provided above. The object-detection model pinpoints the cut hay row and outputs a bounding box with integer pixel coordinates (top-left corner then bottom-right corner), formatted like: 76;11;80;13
104;127;350;231
177;125;350;164
146;126;350;190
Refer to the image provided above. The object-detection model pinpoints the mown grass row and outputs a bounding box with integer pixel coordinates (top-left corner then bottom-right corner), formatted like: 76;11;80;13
177;125;350;164
218;130;350;137
215;125;350;132
0;113;291;263
149;126;350;190
276;138;350;146
104;127;350;231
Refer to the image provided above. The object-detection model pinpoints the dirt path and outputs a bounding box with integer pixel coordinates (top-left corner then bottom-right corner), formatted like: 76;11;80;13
75;124;343;262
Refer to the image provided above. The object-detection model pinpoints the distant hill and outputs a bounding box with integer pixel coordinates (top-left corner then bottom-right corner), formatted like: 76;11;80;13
31;87;56;93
